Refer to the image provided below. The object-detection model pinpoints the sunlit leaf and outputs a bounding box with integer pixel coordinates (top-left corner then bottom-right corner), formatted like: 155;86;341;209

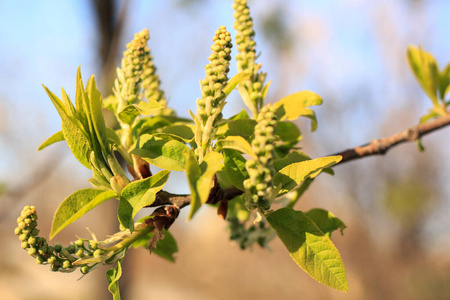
43;85;92;169
223;149;248;191
130;134;193;171
118;170;170;231
407;45;440;106
50;189;117;239
187;151;224;220
273;91;322;131
223;72;251;96
267;208;348;292
273;156;342;196
37;131;64;151
107;260;122;300
216;136;257;159
226;119;256;140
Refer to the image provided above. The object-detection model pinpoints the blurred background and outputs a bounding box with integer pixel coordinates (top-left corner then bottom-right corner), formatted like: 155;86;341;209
0;0;449;299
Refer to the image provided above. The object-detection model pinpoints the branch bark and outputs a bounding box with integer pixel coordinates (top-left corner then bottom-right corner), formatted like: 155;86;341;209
332;113;450;165
147;113;450;208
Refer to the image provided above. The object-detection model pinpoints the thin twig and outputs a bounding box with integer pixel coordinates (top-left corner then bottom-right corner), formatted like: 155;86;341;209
332;113;450;165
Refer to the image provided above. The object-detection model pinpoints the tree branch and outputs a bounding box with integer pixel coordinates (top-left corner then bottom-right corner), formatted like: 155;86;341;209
332;113;450;165
147;114;450;209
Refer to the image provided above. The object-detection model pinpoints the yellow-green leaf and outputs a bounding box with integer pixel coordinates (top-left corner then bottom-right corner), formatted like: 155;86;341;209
273;91;322;131
50;189;117;239
37;131;64;151
130;134;193;171
216;136;257;159
187;151;224;220
267;208;348;292
118;170;170;231
273;156;342;196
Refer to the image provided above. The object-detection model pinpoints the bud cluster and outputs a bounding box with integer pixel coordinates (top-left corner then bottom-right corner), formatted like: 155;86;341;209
140;43;172;116
195;25;233;160
114;29;150;112
15;206;110;274
243;104;277;211
232;0;267;117
228;217;275;250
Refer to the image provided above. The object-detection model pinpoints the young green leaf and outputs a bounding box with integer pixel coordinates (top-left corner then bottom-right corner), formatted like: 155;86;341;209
223;72;251;96
130;134;193;171
273;150;311;172
226;119;257;140
305;208;346;237
132;229;178;262
276;121;301;143
267;208;348;292
43;85;92;169
107;260;122;300
223;149;248;191
50;189;117;239
118;170;170;231
273;91;322;131
187;151;224;220
161;124;195;142
273;156;342;196
86;75;111;157
407;45;440;106
185;151;201;219
216;136;257;159
37;130;64;151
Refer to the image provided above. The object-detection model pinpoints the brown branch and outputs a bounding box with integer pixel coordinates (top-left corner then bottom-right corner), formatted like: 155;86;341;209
151;186;243;209
333;113;450;165
146;114;450;208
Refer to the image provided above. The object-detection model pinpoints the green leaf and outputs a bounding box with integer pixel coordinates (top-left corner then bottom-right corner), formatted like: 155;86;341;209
229;109;250;120
43;85;92;169
86;75;110;156
50;189;117;239
273;91;322;131
439;64;450;100
305;208;346;237
37;131;65;151
407;45;440;106
117;105;141;125
273;156;342;196
161;124;195;142
226;119;257;140
185;151;201;220
223;149;248;191
132;229;178;262
187;151;224;220
118;170;170;231
223;72;251;96
273;150;310;172
130;134;193;171
107;261;122;300
267;208;348;292
276;121;302;143
216;136;257;159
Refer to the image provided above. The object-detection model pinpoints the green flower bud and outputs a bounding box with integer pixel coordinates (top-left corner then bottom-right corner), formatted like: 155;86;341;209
51;264;61;272
54;244;62;253
74;239;84;247
89;240;98;250
36;255;44;265
21;242;29;249
47;256;57;264
93;249;103;258
76;249;85;257
19;234;28;242
81;265;90;274
28;247;37;256
27;237;36;245
62;260;71;269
